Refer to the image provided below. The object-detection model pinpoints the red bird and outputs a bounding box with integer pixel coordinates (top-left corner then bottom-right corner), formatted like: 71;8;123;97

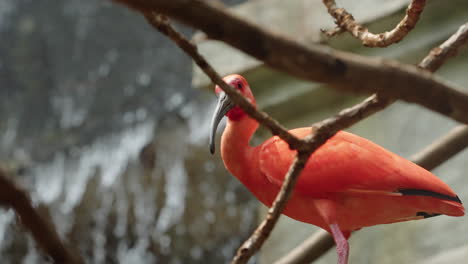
209;74;464;264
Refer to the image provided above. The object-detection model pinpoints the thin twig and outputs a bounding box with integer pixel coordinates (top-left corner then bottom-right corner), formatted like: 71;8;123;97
322;0;426;47
113;0;468;126
0;169;83;264
321;26;345;38
419;23;468;71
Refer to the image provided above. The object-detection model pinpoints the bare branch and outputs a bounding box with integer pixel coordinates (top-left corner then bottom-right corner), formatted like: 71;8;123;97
321;26;345;38
0;169;83;264
274;229;332;264
310;94;392;135
419;23;468;72
113;0;468;125
411;125;468;170
322;0;426;47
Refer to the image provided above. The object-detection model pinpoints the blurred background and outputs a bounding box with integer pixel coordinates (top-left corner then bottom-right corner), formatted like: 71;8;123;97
0;0;467;263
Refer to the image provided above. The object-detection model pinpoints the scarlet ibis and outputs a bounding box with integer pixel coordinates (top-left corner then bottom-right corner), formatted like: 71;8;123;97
209;74;464;264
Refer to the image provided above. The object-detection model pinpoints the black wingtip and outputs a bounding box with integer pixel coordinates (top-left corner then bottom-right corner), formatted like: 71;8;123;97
398;188;462;204
416;212;442;219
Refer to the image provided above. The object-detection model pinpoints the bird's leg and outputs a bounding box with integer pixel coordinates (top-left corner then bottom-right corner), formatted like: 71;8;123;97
313;199;350;264
330;223;349;264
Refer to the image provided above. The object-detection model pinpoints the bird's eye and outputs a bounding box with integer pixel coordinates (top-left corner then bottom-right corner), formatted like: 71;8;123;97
237;82;243;89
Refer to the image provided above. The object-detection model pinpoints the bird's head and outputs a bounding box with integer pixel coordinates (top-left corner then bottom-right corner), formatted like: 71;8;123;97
209;74;255;154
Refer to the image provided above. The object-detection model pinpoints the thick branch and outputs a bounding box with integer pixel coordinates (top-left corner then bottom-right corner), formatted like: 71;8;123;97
114;0;468;125
0;169;83;264
322;0;426;47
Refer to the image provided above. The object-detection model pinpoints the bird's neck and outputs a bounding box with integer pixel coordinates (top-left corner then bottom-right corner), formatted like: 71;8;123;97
221;115;260;185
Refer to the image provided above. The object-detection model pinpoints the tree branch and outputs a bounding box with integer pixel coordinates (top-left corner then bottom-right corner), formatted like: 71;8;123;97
410;125;468;170
0;169;83;264
419;23;468;72
322;0;426;47
114;0;468;125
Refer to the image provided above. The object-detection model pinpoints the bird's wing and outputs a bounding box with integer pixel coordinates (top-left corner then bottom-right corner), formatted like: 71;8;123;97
258;129;459;201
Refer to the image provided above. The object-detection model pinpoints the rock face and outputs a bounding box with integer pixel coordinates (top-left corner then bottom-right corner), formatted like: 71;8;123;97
0;0;255;263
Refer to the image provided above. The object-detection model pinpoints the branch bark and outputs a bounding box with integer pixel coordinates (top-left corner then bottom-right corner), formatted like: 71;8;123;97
114;0;468;125
0;169;83;264
322;0;426;47
419;23;468;71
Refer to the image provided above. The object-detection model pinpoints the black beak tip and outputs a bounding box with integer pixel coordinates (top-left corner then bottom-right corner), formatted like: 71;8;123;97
209;145;215;155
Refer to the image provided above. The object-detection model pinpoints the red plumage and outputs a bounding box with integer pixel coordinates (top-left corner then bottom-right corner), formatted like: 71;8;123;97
210;74;464;264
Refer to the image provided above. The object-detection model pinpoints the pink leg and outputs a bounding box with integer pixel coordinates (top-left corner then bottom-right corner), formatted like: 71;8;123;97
312;199;349;264
330;223;349;264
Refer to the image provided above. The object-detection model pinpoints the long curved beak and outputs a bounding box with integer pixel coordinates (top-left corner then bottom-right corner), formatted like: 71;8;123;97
209;92;235;154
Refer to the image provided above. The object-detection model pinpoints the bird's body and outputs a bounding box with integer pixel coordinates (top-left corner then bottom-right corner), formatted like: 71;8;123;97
222;121;463;232
210;74;464;263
